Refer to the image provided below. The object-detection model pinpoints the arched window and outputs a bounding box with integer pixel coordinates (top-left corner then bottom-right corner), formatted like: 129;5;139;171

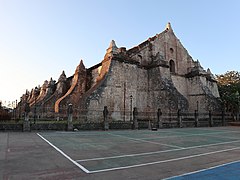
169;60;175;73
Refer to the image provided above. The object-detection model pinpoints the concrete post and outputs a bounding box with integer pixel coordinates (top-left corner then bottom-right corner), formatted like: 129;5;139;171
67;104;73;131
194;110;199;127
178;109;183;128
209;110;213;127
133;107;138;130
148;120;152;130
23;102;31;132
24;112;29;122
103;106;109;130
157;108;163;129
222;109;226;126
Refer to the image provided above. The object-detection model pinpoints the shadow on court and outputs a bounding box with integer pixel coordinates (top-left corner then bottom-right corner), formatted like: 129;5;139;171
1;127;240;179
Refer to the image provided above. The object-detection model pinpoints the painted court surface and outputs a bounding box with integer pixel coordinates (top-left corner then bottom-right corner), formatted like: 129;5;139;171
1;127;240;179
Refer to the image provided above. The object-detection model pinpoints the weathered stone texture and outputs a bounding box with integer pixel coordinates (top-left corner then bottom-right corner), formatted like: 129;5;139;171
16;22;221;121
57;61;86;110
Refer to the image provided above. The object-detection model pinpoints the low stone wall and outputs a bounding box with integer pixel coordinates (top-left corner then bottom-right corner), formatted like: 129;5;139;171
0;118;237;131
0;124;23;131
109;122;132;129
31;123;67;131
228;122;240;126
138;121;149;129
74;123;103;130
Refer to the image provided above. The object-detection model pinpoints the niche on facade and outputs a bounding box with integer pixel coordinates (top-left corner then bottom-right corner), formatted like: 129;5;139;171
169;60;175;73
138;54;143;62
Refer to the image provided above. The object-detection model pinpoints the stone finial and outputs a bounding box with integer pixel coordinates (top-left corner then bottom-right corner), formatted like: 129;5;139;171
46;78;55;94
104;40;119;59
196;60;200;67
58;70;67;82
48;77;55;86
40;80;48;92
207;68;215;79
108;40;117;49
195;60;204;70
56;71;67;94
44;80;48;85
207;68;211;75
190;60;205;74
25;89;29;95
75;60;86;74
165;22;173;32
79;59;85;69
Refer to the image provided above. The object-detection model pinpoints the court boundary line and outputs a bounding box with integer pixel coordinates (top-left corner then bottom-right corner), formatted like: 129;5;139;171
163;159;240;180
108;132;184;149
37;133;90;174
77;139;240;162
39;128;240;138
37;128;240;174
140;131;239;140
87;146;240;174
42;128;240;140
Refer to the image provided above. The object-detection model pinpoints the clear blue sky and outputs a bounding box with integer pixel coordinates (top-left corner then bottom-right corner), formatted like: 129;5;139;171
0;0;240;106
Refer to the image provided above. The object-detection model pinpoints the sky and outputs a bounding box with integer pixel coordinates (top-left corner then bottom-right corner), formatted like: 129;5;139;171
0;0;240;107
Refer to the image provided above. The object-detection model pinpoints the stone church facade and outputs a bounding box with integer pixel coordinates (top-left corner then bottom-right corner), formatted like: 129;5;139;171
17;23;221;121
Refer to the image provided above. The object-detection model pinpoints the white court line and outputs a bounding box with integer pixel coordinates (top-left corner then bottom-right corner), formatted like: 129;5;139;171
170;127;240;134
140;131;238;140
77;139;240;162
163;159;240;180
41;128;240;138
194;128;240;134
37;133;90;174
108;132;184;149
195;133;240;140
88;146;240;174
42;132;110;136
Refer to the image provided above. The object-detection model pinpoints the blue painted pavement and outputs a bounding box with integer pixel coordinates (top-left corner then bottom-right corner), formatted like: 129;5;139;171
169;161;240;180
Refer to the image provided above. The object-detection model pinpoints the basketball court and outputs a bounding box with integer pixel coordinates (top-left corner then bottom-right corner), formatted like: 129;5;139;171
1;127;240;179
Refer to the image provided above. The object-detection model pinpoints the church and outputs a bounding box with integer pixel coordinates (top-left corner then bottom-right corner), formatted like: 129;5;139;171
17;23;221;121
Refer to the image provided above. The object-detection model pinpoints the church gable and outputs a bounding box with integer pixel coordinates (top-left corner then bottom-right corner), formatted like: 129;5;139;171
127;23;195;76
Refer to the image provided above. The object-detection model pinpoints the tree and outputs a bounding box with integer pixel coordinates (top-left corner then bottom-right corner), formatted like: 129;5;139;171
0;100;13;120
216;71;240;85
216;71;240;114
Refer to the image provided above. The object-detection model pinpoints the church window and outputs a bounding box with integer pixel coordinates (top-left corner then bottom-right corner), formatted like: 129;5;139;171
170;48;174;53
169;60;175;73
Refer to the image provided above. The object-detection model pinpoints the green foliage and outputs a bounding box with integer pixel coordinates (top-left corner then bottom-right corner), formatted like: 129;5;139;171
216;71;240;112
0;108;12;120
0;100;13;120
216;71;240;85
